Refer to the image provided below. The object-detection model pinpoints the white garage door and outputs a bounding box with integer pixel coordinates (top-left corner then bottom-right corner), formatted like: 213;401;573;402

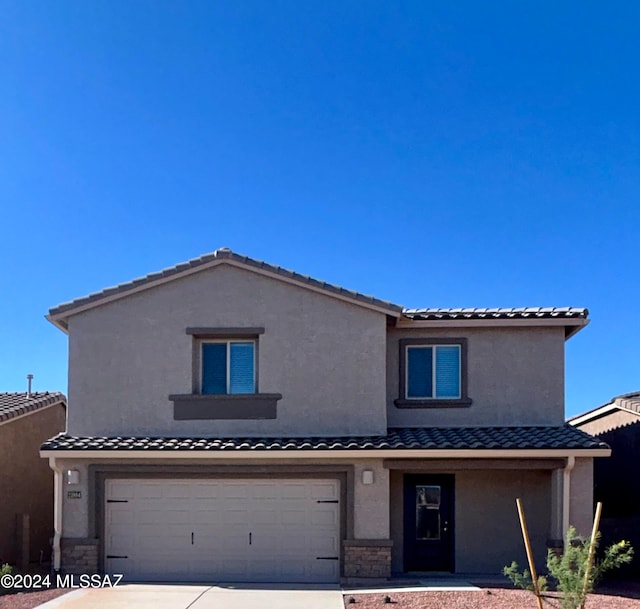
105;478;341;583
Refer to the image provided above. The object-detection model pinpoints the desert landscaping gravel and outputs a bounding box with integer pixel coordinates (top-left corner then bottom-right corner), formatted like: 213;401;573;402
0;588;68;609
344;588;640;609
3;585;640;609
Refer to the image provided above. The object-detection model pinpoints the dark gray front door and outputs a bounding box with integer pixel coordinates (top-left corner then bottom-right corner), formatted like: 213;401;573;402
403;474;454;571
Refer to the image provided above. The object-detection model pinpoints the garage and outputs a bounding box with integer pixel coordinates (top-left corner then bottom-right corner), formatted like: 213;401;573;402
104;478;341;583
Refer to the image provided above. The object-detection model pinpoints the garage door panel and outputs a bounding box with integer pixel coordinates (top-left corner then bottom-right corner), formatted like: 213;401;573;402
280;484;307;499
108;483;136;499
280;509;307;525
251;484;279;499
224;509;250;524
107;534;133;553
192;486;219;499
107;509;134;525
311;509;339;526
106;478;341;583
136;484;167;499
222;484;251;499
251;509;278;525
312;483;339;499
311;536;339;552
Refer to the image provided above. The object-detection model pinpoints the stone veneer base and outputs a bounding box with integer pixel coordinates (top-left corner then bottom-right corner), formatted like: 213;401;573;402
343;539;393;579
60;538;99;575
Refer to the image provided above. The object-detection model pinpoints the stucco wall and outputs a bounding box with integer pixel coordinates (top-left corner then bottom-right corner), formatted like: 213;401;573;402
353;460;389;539
569;457;593;536
390;469;551;574
387;327;566;427
0;405;66;564
575;410;639;436
57;457;392;542
66;265;387;437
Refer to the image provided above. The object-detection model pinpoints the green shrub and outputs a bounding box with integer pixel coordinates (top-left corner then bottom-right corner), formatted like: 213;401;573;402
0;564;12;576
504;527;634;609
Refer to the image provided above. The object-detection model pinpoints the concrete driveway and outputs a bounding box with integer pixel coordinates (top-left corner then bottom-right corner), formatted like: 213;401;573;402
36;583;344;609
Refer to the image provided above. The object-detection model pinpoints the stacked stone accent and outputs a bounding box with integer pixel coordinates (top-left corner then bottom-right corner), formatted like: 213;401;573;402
343;539;392;579
60;538;99;574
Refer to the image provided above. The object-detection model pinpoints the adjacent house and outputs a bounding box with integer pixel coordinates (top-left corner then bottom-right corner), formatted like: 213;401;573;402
569;391;640;577
40;248;608;583
0;391;66;567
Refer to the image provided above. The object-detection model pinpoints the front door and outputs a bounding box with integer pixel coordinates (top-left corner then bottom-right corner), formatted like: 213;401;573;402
403;474;454;572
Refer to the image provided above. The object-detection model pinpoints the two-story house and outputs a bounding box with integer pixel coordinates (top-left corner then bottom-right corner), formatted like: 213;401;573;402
41;248;608;583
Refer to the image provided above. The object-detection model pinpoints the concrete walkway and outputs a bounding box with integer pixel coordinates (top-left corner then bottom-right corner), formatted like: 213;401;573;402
35;578;485;608
36;583;345;609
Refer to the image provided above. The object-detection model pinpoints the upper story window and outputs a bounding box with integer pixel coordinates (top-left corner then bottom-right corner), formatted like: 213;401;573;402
170;327;282;421
407;344;460;399
202;341;255;395
396;338;472;408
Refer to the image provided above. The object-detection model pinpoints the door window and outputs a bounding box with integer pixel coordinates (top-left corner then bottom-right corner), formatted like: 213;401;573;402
416;485;441;540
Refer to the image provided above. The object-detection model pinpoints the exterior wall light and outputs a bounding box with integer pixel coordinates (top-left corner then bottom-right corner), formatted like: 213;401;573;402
67;469;80;485
362;469;374;485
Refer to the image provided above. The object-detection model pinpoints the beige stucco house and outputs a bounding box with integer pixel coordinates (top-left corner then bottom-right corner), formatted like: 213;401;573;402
0;391;66;567
40;248;608;583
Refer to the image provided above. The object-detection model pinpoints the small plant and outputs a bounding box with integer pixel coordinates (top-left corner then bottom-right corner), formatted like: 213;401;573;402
504;526;634;609
503;560;548;594
0;564;13;577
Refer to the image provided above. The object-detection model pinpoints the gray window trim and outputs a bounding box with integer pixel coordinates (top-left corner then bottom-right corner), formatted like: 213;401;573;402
190;334;261;395
395;337;472;408
170;393;282;420
186;327;265;338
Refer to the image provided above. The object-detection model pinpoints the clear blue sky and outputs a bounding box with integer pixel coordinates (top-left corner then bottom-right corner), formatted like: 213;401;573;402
1;1;638;417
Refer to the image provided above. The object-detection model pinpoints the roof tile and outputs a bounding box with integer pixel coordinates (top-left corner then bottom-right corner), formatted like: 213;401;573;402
41;425;606;452
0;392;66;424
402;307;588;320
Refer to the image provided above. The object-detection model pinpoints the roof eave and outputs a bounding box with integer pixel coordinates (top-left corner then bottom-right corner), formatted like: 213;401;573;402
565;318;589;339
396;316;589;339
40;447;611;460
46;313;69;333
569;404;640;428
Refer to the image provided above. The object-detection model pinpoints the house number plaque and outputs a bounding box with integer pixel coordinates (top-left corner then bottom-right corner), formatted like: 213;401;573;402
67;491;82;499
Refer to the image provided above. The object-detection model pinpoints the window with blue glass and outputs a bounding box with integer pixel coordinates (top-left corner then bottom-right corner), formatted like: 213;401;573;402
202;341;255;394
406;344;461;399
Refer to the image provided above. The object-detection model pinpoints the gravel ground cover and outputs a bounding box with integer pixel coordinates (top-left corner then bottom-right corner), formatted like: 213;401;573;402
344;585;640;609
1;583;640;609
0;588;68;609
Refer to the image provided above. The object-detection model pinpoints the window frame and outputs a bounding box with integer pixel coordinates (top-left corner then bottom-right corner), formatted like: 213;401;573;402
170;326;282;421
395;337;471;408
200;339;257;395
185;327;265;396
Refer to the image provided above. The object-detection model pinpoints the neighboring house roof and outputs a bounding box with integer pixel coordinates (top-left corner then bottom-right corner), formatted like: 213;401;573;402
47;247;589;338
41;425;607;454
569;390;640;430
0;392;67;426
